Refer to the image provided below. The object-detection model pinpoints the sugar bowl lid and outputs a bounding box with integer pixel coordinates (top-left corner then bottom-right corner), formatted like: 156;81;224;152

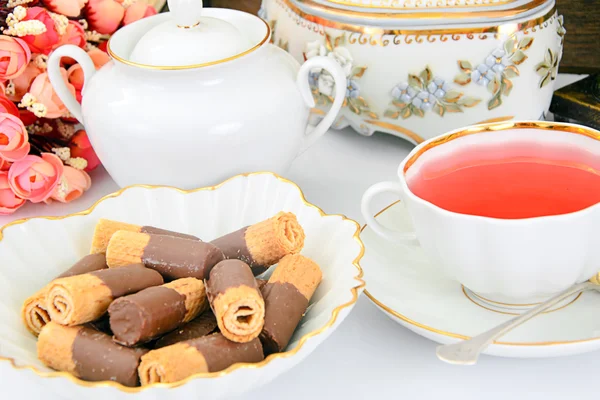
129;0;252;67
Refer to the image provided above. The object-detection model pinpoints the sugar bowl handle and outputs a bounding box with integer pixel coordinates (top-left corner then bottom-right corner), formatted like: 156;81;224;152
48;45;96;124
296;56;346;153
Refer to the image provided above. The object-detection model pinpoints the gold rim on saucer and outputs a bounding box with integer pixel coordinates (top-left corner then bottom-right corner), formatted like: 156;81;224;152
362;200;600;346
0;172;366;393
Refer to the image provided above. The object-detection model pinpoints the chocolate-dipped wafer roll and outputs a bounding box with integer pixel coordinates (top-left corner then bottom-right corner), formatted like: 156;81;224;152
211;212;305;276
154;311;218;348
256;278;268;292
260;254;322;355
46;264;163;326
139;333;263;385
38;322;147;387
206;260;265;343
109;277;208;346
91;218;200;254
21;254;109;336
106;231;224;280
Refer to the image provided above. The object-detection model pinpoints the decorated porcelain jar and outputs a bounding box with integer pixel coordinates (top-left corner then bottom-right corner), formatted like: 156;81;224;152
47;0;346;189
259;0;564;143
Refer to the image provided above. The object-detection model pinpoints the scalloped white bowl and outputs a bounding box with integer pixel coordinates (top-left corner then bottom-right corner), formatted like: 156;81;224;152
0;172;364;400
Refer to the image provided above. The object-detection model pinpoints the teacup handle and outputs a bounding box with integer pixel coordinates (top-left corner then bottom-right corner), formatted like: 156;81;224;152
296;56;346;153
361;181;418;244
47;45;97;124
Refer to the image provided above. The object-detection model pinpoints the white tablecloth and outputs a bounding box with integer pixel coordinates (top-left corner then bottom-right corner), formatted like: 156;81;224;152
2;74;595;400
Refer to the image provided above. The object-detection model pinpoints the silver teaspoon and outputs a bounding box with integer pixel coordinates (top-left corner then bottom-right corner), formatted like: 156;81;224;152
436;278;600;365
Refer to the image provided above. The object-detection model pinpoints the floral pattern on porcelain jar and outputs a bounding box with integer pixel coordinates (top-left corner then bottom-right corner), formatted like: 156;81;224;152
304;33;378;124
535;15;565;88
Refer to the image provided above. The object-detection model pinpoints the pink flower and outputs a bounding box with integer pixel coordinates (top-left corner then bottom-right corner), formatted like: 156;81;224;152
0;35;31;80
0;158;10;171
55;20;87;50
123;2;157;25
43;0;88;17
0;171;25;215
70;129;100;171
86;0;125;35
8;153;64;203
0;113;30;162
68;48;110;90
21;7;60;55
47;166;90;203
0;94;20;118
7;62;42;102
29;70;76;118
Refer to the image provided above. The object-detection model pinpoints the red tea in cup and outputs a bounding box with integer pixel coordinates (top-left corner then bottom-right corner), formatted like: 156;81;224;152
406;141;600;219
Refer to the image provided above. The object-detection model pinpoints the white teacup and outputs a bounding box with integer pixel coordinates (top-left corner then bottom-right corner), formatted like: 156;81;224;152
361;121;600;303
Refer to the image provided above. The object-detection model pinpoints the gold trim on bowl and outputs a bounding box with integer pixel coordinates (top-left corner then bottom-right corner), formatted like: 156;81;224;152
362;200;600;346
106;17;271;71
324;0;518;10
0;171;366;393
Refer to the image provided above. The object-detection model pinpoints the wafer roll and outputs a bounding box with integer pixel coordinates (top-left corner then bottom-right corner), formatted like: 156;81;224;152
38;322;148;387
139;333;263;385
46;264;163;326
211;212;305;276
106;231;224;280
109;277;208;346
21;254;109;335
256;278;268;292
154;311;218;348
206;260;265;343
260;254;322;355
90;218;200;254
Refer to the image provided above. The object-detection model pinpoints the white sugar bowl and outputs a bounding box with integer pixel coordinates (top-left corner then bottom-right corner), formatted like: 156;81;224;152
47;0;346;189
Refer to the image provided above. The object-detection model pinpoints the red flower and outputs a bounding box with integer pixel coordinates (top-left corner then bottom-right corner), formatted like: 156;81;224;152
70;129;101;171
56;20;87;50
19;109;38;126
43;0;88;17
7;62;43;102
123;3;157;25
86;0;125;35
0;94;20;118
21;7;60;55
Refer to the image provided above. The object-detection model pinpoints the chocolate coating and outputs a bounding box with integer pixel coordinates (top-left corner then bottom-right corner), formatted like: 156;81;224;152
256;279;268;292
71;326;148;387
90;264;164;297
154;311;218;348
86;314;112;335
142;235;224;280
109;286;187;346
189;333;264;372
211;228;268;275
260;282;308;355
140;226;200;241
56;253;108;279
206;260;259;303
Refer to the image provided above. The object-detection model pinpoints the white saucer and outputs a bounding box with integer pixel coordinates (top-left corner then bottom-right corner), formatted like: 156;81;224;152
363;201;600;358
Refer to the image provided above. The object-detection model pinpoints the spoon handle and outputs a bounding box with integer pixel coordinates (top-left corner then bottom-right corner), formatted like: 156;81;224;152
436;281;594;365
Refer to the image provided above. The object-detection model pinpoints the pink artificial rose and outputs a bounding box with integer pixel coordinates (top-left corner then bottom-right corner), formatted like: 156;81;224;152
47;165;90;203
8;153;64;203
43;0;88;17
56;20;87;49
0;157;10;171
7;62;42;102
21;7;60;55
0;113;30;162
29;70;76;118
0;93;20;118
67;48;110;90
0;35;31;80
70;129;100;171
0;171;25;215
123;2;157;25
86;0;125;35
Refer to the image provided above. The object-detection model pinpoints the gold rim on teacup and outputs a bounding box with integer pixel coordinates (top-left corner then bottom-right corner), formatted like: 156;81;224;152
0;172;366;393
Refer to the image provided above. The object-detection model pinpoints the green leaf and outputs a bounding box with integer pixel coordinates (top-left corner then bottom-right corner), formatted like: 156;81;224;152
349;101;360;115
504;65;520;78
392;99;408;108
351;66;367;79
334;35;345;48
544;48;554;65
401;106;412;119
412;106;425;118
433;103;445;117
419;66;433;84
454;72;471;86
408;74;424;90
445;103;463;113
458;60;472;72
487;75;501;95
512;50;528;65
488;91;503;110
536;63;550;76
502;79;513;96
540;74;552;88
444;90;462;103
325;34;334;52
368;111;379;120
504;36;517;55
384;109;400;119
518;37;534;51
458;97;481;107
356;96;369;108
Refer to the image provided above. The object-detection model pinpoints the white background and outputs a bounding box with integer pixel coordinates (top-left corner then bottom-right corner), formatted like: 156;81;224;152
2;74;597;399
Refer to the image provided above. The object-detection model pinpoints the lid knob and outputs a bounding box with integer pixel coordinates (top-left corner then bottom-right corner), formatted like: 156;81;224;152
168;0;204;29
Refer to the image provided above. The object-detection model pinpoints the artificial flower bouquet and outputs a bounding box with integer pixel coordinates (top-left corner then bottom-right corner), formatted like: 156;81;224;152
0;0;157;215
